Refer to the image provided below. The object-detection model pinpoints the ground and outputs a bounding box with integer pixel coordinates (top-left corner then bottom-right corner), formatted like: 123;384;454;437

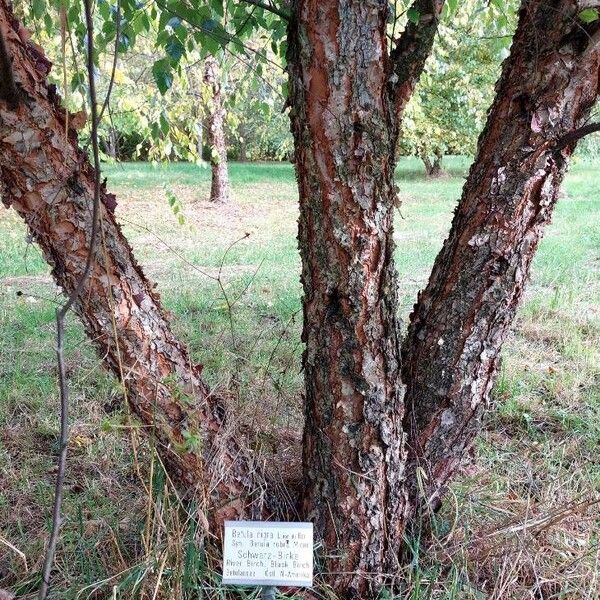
0;157;598;599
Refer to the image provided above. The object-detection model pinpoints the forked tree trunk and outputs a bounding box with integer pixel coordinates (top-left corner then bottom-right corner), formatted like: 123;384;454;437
420;148;445;177
203;56;230;203
287;0;444;594
0;0;268;529
402;0;600;519
5;0;597;597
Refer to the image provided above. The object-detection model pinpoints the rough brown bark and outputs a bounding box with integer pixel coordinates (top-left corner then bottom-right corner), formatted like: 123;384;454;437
288;3;403;593
402;0;600;519
203;56;230;204
0;0;268;530
286;0;443;594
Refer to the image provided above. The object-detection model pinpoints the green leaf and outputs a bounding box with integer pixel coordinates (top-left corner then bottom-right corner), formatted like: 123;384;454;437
70;71;85;93
579;8;599;23
407;8;420;25
43;12;54;35
210;0;225;18
199;30;221;55
152;59;173;95
159;112;170;135
32;0;46;19
118;33;131;52
166;36;186;64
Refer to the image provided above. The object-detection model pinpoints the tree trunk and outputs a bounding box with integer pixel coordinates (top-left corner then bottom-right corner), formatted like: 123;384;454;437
106;126;118;159
402;0;600;520
238;122;248;162
429;148;444;177
0;0;271;530
203;56;230;204
419;148;445;177
287;0;444;594
420;150;435;176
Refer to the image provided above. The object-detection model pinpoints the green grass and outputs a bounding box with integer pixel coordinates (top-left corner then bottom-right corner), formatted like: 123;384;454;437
0;156;598;599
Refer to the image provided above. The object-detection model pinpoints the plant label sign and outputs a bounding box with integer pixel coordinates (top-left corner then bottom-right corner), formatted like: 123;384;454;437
222;521;313;587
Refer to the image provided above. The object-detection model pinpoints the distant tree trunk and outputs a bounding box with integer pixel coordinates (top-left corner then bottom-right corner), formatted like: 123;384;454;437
238;122;248;162
287;0;444;594
195;120;203;158
103;126;118;159
203;56;230;203
402;0;600;522
420;147;445;177
0;0;269;528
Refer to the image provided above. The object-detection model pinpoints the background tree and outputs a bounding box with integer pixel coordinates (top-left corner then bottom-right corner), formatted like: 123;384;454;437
203;55;230;203
401;0;515;175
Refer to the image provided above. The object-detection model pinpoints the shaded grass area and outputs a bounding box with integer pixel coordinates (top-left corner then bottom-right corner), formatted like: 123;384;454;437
0;156;598;599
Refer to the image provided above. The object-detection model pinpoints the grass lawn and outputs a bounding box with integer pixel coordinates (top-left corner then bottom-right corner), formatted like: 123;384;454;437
0;156;598;599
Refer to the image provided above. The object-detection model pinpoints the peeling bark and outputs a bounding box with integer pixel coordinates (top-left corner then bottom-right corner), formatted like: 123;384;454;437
288;1;403;593
286;0;443;594
203;56;230;204
402;0;600;518
0;0;270;530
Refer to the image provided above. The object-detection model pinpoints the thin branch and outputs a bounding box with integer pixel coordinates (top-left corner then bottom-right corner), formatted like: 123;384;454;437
554;121;600;151
97;0;121;124
388;0;446;120
240;0;290;21
38;0;103;597
155;0;285;73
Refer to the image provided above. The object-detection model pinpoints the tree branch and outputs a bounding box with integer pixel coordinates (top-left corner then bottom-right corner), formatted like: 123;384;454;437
97;0;121;124
240;0;290;21
388;0;445;122
38;0;102;597
554;121;600;150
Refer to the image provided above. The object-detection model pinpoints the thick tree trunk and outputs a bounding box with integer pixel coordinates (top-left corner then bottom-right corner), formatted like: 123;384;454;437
0;0;269;529
288;3;403;593
402;0;600;519
287;1;443;594
203;56;230;204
